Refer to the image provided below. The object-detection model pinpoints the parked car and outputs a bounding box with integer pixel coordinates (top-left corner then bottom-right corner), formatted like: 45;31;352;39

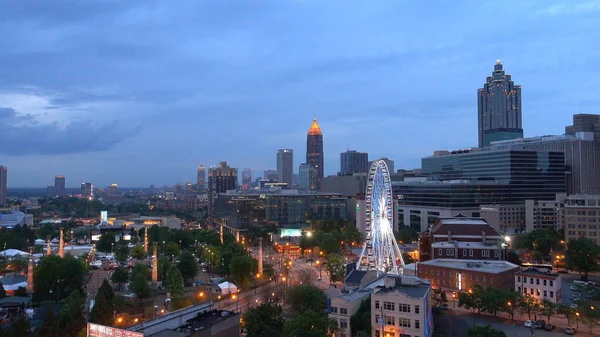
565;326;577;335
570;303;578;308
524;320;533;328
533;320;546;329
544;324;555;331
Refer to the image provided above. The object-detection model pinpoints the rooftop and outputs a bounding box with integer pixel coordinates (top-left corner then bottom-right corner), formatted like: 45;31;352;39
432;217;501;238
0;274;27;285
373;275;430;299
419;259;519;274
332;289;371;302
307;115;323;136
345;270;369;285
432;242;501;249
516;268;560;278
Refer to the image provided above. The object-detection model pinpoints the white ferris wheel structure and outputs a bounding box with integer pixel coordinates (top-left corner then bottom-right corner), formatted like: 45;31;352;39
357;160;405;275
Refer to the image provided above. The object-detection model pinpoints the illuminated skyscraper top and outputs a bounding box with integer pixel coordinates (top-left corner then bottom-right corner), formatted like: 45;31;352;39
477;60;523;147
306;115;324;191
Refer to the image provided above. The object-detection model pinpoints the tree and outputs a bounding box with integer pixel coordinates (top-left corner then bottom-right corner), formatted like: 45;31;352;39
518;294;540;320
14;286;28;297
130;245;146;260
326;254;346;284
350;298;371;336
458;286;483;313
131;263;151;282
36;308;59;337
165;242;180;257
168;266;185;298
0;283;6;299
243;303;284;337
557;303;575;324
96;234;116;253
8;315;30;337
229;255;258;290
579;300;600;333
283;310;328;337
131;273;151;300
506;250;522;266
33;255;84;302
286;285;327;315
90;280;115;326
111;267;129;291
480;287;507;317
158;256;171;282
320;234;341;255
177;251;199;285
540;299;557;323
565;237;600;280
114;244;129;263
58;291;86;337
467;324;507;337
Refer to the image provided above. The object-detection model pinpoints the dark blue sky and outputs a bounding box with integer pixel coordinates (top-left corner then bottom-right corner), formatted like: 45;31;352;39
1;0;599;187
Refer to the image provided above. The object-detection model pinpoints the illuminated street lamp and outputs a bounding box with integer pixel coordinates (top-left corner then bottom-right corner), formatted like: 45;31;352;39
576;312;580;329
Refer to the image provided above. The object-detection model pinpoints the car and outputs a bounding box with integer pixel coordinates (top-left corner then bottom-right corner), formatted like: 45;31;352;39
524;320;533;328
533;320;546;329
570;303;578;308
565;326;577;335
544;324;555;331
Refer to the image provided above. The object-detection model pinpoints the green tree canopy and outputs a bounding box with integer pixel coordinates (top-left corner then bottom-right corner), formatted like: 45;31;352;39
158;256;171;282
33;255;84;302
131;245;146;260
283;310;328;337
8;315;30;337
130;263;151;282
325;254;346;284
229;255;258;290
243;303;284;337
96;234;116;253
114;243;129;263
111;266;129;291
168;266;185;298
36;308;58;337
164;242;180;257
565;237;600;279
350;298;371;336
58;291;86;337
286;285;327;315
177;251;199;285
540;298;557;323
131;273;152;300
90;280;115;326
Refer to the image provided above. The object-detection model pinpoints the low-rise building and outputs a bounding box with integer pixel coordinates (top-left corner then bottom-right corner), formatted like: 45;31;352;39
329;290;371;337
371;275;433;337
417;259;519;293
515;268;562;303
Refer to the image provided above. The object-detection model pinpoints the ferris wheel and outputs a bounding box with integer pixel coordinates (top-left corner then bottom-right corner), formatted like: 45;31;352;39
357;160;404;275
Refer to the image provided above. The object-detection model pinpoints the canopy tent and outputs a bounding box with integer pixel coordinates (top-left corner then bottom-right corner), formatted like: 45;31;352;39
34;239;46;246
0;249;28;258
217;281;238;295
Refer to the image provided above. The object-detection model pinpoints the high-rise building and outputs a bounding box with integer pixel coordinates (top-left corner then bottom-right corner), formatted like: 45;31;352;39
263;170;279;181
208;162;238;224
565;113;600;139
55;176;66;197
277;149;294;188
242;168;252;185
81;182;93;199
197;164;206;189
477;61;523;147
340;150;368;176
299;163;317;191
0;165;6;205
368;157;394;173
306;115;324;191
108;183;118;195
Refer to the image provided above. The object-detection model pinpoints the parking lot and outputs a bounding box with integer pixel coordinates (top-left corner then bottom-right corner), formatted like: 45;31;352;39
558;272;600;306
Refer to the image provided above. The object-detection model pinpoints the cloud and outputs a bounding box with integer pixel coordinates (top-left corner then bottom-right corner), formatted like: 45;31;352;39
0;106;140;155
537;1;600;16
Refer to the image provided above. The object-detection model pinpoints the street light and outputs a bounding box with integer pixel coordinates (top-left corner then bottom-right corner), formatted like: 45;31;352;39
576;312;580;329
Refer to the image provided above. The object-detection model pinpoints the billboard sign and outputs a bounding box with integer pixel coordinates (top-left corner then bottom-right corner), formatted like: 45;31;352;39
87;323;143;337
280;228;302;237
100;211;108;222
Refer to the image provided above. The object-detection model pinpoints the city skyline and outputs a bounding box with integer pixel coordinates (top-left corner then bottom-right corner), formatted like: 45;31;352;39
1;1;599;187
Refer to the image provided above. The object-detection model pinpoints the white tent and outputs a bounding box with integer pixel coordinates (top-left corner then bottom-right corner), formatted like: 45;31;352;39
34;239;46;246
0;249;29;258
217;281;238;295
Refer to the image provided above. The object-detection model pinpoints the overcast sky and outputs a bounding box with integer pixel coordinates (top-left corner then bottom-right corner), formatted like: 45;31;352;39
1;0;599;187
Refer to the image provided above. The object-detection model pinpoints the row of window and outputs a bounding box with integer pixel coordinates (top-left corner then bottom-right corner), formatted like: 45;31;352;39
330;307;348;315
375;301;420;314
518;287;555;298
436;248;500;258
375;315;421;329
516;276;555;287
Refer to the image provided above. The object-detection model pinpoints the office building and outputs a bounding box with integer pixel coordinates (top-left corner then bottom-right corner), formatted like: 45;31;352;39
565;113;600;139
371;275;433;337
81;182;93;199
108;183;118;195
417;259;519;294
197;164;206;189
208;162;238;222
564;194;600;245
515;268;562;303
306;115;324;191
277;149;294;188
340;150;368;176
241;168;252;185
480;196;565;234
263;170;279;182
329;290;370;337
369;157;394;173
46;186;56;198
0;165;6;205
54;176;66;197
477;60;523;147
322;174;367;198
299;163;317;191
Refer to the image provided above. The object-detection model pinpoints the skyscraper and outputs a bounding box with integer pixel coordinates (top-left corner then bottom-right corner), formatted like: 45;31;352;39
299;163;317;191
55;176;66;197
197;164;206;189
477;60;523;147
263;170;279;181
340;150;368;176
277;149;294;188
306;115;324;191
81;182;93;199
0;166;6;205
208;162;238;224
242;168;252;184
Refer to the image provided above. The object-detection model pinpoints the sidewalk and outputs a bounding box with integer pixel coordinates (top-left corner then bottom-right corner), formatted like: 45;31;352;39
445;299;600;336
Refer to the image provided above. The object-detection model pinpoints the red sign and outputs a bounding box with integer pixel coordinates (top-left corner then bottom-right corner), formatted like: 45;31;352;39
87;323;144;337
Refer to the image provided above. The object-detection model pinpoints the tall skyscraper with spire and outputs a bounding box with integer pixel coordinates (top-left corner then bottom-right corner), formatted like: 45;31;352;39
477;60;523;147
306;115;324;191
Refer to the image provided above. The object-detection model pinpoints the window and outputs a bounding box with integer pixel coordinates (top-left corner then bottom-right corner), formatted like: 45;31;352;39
518;287;522;293
469;274;472;280
530;288;534;295
331;307;338;313
476;276;480;281
530;278;534;284
375;330;380;337
375;301;380;309
399;304;411;313
399;318;411;328
524;287;527;294
536;279;540;285
543;280;547;286
517;276;521;282
550;280;553;287
415;320;420;329
415;305;420;314
438;249;442;256
383;302;395;311
340;319;348;329
469;249;473;257
550;291;554;298
490;278;493;284
483;277;486;283
463;249;467;256
340;308;347;315
544;290;547;297
537;289;541;296
494;250;499;257
385;316;395;326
